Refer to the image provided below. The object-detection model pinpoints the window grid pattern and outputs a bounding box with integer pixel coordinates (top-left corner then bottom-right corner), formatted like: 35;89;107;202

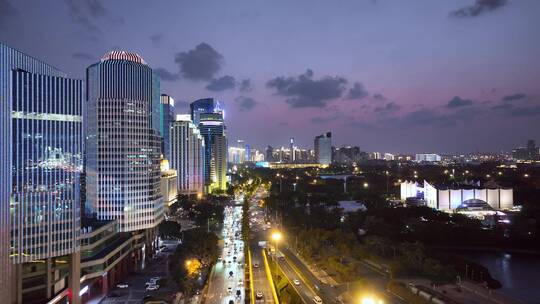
85;57;164;232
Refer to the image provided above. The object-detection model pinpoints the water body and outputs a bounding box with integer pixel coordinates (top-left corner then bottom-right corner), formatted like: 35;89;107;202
448;250;540;303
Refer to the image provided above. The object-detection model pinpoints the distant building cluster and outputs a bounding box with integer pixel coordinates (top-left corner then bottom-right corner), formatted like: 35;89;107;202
512;139;539;161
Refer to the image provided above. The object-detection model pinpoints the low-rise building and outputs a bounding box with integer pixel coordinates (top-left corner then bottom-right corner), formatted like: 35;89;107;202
401;180;513;211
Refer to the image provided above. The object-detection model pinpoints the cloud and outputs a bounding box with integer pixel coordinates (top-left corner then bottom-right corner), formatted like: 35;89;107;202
149;34;163;44
373;93;386;101
446;96;474;108
72;52;95;61
374;102;401;114
174;42;224;81
239;79;253;92
492;103;540;117
266;69;348;108
0;0;17;28
502;93;526;102
450;0;508;18
155;68;180;81
235;96;258;111
206;75;236;92
347;82;368;100
64;0;123;35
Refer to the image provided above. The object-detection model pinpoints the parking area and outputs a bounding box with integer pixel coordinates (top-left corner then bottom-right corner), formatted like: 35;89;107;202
100;240;180;303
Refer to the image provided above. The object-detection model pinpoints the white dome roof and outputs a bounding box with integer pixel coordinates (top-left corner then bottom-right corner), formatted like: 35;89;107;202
101;51;147;65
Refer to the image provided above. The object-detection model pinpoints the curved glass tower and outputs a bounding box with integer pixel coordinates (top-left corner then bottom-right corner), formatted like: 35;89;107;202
85;51;164;232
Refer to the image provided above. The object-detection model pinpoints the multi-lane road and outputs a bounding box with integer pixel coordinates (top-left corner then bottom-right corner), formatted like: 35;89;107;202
248;188;276;304
205;184;404;304
205;205;245;304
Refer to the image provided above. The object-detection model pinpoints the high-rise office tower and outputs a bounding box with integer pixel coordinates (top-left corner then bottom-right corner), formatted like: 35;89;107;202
170;115;205;195
85;51;164;232
1;42;82;304
265;145;274;162
198;112;228;192
160;94;175;160
190;99;228;192
245;144;251;162
290;137;295;163
314;132;332;165
190;98;223;126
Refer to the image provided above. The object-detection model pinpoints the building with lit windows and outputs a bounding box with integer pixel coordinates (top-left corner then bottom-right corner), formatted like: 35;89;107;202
85;51;164;232
314;132;332;165
198;112;228;192
1;42;83;304
401;180;513;211
170;115;205;195
190;98;223;125
160;159;178;209
160;94;175;160
415;153;441;162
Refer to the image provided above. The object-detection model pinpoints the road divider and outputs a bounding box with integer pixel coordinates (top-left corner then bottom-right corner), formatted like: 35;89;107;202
262;249;280;304
248;249;255;304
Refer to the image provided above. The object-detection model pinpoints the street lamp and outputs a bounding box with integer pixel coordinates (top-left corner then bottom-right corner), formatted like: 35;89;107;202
271;231;282;277
360;297;383;304
276;173;282;193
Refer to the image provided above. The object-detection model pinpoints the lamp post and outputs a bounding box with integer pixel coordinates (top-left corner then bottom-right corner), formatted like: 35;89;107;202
385;170;389;195
271;231;282;278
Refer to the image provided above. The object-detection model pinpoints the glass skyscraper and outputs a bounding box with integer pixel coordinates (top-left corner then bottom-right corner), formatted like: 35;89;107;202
160;94;175;160
199;112;228;192
1;42;82;304
190;97;223;125
190;98;228;192
85;51;164;232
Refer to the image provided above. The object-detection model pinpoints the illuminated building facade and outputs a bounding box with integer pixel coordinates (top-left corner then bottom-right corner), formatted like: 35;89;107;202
401;180;514;211
85;51;164;232
314;132;332;165
2;42;82;303
160;159;178;209
160;94;175;160
198;112;228;192
415;153;441;162
190;97;223;125
170;115;205;195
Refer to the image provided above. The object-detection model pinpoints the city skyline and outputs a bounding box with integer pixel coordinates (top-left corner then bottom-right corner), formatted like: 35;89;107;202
2;1;540;152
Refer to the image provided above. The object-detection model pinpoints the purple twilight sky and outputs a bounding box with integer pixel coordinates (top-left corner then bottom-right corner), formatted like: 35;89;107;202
1;0;540;153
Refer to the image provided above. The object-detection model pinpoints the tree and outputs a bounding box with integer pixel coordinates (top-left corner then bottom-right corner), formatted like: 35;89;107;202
158;220;182;239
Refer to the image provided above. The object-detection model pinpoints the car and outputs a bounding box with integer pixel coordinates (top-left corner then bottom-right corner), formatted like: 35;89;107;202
293;279;300;286
236;289;241;297
227;287;232;294
253;262;259;268
116;282;129;288
313;296;323;304
218;255;222;261
256;291;263;299
146;284;159;291
229;300;234;304
238;279;243;286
